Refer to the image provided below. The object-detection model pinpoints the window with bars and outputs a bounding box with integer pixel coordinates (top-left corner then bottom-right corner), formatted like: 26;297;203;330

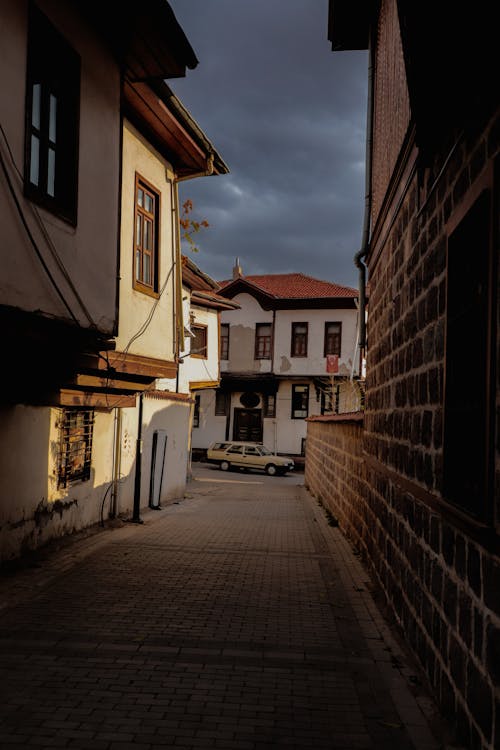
291;384;309;419
215;390;229;416
193;394;201;428
263;393;276;418
25;6;80;224
192;324;208;358
220;323;229;360
255;323;272;359
324;322;342;356
134;174;160;295
58;409;94;488
291;323;308;357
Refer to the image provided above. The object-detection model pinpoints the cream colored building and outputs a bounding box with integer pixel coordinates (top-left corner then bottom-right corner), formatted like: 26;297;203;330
0;0;227;559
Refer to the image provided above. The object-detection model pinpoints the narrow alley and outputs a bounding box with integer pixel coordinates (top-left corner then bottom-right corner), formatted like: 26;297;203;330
0;466;449;750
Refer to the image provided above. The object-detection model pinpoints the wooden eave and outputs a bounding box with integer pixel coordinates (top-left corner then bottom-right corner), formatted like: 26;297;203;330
123;80;229;179
189;380;220;391
123;80;209;177
191;291;240;311
328;0;370;51
74;0;198;81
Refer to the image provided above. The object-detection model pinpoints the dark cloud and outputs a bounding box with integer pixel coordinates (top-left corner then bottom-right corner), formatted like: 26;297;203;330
169;0;368;287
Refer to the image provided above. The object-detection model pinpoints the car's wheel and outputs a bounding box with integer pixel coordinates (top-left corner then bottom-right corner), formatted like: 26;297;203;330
220;460;230;471
265;463;277;476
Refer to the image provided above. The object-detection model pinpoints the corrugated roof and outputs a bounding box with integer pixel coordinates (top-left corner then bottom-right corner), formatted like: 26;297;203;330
218;273;358;299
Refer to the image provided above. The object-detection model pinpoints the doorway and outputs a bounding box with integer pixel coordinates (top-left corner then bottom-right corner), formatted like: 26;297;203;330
233;408;263;442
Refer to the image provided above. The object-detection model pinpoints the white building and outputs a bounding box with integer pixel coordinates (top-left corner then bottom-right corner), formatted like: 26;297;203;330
193;263;363;458
159;255;239;473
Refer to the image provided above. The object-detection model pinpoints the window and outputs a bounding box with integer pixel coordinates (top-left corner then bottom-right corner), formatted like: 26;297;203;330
191;324;208;358
263;394;276;418
291;384;309;419
25;6;80;224
324;322;342;356
321;387;334;415
255;323;272;359
220;323;229;360
134;175;160;295
443;189;494;517
215;390;229;416
58;409;94;488
291;323;308;357
193;394;200;428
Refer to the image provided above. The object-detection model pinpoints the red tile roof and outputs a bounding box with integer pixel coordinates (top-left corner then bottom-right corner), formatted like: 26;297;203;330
219;273;358;299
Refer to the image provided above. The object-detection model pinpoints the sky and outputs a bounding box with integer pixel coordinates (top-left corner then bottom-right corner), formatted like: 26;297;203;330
168;0;368;288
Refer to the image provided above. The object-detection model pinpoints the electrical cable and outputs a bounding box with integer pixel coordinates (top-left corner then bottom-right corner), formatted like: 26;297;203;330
0;121;96;327
0;145;79;323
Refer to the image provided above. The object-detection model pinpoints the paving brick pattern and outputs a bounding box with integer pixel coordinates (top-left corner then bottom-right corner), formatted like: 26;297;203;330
0;469;445;749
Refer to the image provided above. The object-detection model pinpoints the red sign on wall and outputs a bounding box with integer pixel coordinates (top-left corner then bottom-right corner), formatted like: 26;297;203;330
326;354;339;373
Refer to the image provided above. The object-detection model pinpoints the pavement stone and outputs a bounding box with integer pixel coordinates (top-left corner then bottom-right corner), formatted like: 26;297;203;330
0;465;453;749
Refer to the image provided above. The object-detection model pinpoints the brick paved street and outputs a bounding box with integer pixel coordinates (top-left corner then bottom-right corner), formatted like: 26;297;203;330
0;465;449;749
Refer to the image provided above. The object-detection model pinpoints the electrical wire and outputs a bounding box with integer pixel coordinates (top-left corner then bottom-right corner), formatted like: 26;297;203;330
0;121;96;328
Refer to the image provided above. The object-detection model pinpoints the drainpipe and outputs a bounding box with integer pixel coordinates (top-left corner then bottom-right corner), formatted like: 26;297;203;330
354;21;375;352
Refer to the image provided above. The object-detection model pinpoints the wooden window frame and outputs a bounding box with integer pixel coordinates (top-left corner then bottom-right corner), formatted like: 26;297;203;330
24;5;81;225
291;384;309;419
58;409;94;488
263;393;276;418
324;322;342;357
215;390;229;416
220;323;229;360
191;324;208;359
291;322;308;357
133;173;160;298
255;323;272;359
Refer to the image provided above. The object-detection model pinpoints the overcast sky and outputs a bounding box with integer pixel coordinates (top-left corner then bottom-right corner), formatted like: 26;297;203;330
168;0;368;287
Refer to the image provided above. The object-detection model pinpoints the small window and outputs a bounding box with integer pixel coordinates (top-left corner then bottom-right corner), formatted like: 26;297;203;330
263;394;276;418
220;323;229;360
134;175;160;296
58;409;94;488
215;390;229;416
321;387;334;415
25;6;81;224
324;322;342;356
292;384;309;419
193;394;200;428
291;323;308;357
255;323;272;359
191;325;208;358
228;445;244;454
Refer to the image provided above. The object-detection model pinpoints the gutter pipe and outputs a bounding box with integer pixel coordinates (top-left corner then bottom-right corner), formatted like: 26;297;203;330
354;21;375;350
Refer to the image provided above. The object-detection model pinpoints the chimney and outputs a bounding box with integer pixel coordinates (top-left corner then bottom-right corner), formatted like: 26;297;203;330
232;257;243;279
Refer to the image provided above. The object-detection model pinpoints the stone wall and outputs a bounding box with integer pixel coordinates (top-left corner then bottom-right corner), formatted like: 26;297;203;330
305;417;499;749
305;106;500;749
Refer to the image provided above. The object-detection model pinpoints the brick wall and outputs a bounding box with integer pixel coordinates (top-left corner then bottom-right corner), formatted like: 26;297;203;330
306;107;500;750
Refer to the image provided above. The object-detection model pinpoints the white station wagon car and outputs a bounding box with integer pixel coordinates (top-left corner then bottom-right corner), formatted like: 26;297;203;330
206;441;295;476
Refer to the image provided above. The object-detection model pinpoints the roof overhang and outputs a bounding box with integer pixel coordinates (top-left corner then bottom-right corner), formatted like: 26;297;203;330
123;79;229;179
219;278;357;310
75;0;198;81
220;374;279;395
327;0;370;51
